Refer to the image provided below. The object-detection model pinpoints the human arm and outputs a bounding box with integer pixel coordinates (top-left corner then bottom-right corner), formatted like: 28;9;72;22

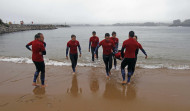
94;42;101;58
120;42;126;59
39;43;46;55
138;43;147;59
89;39;91;52
78;44;82;57
43;42;46;48
25;42;32;51
66;46;69;59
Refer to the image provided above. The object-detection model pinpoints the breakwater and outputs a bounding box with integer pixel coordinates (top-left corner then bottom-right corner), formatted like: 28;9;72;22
0;24;57;34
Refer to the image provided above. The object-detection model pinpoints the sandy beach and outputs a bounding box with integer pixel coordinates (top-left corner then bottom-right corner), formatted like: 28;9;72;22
0;61;190;111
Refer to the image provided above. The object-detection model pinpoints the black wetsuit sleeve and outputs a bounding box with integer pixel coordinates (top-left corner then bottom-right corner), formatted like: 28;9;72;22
113;46;117;54
26;44;32;51
44;42;46;48
94;43;100;54
78;45;82;54
121;47;125;58
89;41;91;50
66;46;69;56
140;48;147;56
42;51;46;55
116;43;119;51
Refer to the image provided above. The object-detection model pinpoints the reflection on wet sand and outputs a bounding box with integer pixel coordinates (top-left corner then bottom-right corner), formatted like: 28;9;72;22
67;75;82;97
122;84;136;100
36;74;41;85
90;72;99;93
103;80;136;101
33;86;46;95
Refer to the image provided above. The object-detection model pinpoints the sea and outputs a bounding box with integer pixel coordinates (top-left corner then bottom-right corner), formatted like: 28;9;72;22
0;26;190;70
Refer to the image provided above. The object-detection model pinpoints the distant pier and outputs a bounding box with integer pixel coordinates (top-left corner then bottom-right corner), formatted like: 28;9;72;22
0;24;58;34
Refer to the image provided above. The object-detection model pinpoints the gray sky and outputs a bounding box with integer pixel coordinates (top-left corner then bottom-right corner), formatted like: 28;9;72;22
1;0;190;24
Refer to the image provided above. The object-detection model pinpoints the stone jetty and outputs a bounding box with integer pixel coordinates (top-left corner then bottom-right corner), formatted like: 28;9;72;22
0;24;57;34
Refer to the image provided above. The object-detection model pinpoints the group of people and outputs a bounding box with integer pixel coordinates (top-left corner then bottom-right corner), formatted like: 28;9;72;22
26;31;147;87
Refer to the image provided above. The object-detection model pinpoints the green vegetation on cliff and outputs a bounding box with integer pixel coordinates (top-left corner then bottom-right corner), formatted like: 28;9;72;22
0;19;9;27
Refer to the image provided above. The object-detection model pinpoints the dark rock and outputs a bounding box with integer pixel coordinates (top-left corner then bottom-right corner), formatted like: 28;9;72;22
0;24;57;34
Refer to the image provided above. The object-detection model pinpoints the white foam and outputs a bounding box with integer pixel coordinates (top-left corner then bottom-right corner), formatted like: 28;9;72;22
137;64;190;70
0;57;33;64
167;65;190;70
137;64;164;69
0;57;98;67
0;56;189;70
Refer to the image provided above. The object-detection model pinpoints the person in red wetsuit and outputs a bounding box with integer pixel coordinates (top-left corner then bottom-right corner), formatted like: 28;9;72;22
114;50;122;60
94;33;116;78
89;31;99;61
133;35;147;72
120;31;139;84
66;35;82;74
25;33;46;87
110;31;119;69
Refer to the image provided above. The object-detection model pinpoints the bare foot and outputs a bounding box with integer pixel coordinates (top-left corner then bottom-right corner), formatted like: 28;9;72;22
72;72;76;75
41;85;46;88
32;82;37;86
109;72;111;75
106;75;110;79
127;82;131;85
122;81;127;85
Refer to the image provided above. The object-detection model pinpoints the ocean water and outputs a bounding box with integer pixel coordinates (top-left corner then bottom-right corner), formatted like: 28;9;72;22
0;26;190;69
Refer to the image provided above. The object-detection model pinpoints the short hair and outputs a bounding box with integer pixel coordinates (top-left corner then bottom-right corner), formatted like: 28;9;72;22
92;31;96;34
112;31;116;35
34;33;41;39
71;34;76;38
105;33;110;37
129;31;135;37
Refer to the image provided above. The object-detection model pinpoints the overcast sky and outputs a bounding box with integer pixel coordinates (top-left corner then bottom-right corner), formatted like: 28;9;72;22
1;0;190;24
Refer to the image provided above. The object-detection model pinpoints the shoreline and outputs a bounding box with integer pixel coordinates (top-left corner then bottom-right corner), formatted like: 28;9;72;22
0;61;190;111
0;56;190;70
0;24;57;34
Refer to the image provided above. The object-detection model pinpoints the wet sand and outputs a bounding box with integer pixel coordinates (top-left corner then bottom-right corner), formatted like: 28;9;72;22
0;61;190;111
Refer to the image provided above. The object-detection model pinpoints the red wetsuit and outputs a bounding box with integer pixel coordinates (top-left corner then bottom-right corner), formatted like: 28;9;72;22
115;52;121;59
89;36;99;48
122;38;139;58
27;40;46;62
110;37;119;46
67;40;80;54
99;39;115;55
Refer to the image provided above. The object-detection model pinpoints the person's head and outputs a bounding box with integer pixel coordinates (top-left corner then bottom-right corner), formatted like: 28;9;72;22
133;35;138;41
71;34;76;41
105;33;110;40
112;31;116;37
129;31;135;38
35;33;43;41
34;34;39;40
39;33;44;42
92;31;96;36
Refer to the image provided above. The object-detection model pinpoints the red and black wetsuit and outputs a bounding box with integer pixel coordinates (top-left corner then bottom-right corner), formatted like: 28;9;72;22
114;51;122;60
95;39;115;76
135;42;147;65
110;37;119;68
89;36;99;61
135;42;147;58
66;40;81;72
110;37;119;50
26;40;46;85
121;37;139;82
